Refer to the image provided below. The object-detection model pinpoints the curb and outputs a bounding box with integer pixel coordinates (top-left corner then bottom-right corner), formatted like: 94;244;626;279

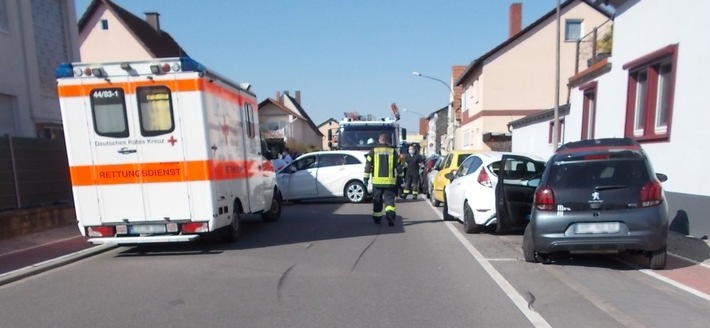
0;244;118;287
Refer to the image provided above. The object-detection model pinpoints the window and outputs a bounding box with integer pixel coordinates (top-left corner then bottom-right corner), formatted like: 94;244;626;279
344;155;361;165
580;82;597;140
463;130;470;147
137;86;174;136
0;0;9;32
548;119;565;144
101;19;108;30
244;103;255;138
90;88;129;138
565;19;583;41
623;44;677;142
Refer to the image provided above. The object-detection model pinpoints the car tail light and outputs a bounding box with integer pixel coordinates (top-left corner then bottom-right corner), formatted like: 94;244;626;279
640;181;663;207
535;186;555;211
478;169;492;188
182;222;209;233
87;226;115;237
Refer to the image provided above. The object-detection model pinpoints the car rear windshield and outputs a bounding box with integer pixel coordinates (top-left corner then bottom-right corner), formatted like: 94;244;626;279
547;157;650;189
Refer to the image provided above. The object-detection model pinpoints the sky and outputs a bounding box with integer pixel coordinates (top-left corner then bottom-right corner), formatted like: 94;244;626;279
74;0;558;133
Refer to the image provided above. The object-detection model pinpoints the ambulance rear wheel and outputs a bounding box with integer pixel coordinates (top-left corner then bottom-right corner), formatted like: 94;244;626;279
262;190;282;222
224;207;241;242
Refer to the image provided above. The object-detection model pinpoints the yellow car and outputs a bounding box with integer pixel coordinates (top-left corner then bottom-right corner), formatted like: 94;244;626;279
430;150;476;206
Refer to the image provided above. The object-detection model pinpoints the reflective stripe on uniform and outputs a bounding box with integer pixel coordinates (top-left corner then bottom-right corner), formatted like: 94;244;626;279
385;205;396;213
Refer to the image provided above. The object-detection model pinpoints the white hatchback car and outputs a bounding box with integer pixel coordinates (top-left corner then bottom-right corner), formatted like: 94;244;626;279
277;150;372;203
443;151;546;234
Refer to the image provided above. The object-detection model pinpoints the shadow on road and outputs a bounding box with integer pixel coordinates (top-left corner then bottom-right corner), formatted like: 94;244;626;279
114;201;436;256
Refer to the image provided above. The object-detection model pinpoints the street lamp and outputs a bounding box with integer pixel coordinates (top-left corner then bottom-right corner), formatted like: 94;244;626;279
402;108;426;118
412;71;456;152
552;0;562;150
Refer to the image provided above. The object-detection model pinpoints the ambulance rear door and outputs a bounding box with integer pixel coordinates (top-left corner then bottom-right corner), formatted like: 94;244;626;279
86;75;191;225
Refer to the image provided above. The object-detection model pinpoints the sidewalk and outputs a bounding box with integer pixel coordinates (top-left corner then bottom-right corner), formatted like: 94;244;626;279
0;224;115;286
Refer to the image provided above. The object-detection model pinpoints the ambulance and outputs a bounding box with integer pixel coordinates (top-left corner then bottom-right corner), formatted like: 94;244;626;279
55;57;282;245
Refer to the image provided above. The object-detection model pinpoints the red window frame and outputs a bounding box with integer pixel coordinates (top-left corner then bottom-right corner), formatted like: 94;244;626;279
623;44;678;143
580;81;597;140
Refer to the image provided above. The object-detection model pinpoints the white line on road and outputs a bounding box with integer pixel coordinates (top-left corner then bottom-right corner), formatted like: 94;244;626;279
614;257;710;302
0;235;84;257
669;252;710;270
427;203;551;328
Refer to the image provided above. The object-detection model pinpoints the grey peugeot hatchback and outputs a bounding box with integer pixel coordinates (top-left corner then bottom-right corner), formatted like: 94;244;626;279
522;138;669;270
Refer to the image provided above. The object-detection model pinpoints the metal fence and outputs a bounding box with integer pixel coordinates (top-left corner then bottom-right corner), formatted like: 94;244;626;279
575;19;613;74
0;136;72;210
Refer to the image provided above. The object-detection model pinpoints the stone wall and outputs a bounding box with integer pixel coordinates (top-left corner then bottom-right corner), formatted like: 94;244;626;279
0;205;76;240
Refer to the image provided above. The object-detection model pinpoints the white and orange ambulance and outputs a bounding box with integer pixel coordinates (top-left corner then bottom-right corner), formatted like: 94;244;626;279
55;57;281;244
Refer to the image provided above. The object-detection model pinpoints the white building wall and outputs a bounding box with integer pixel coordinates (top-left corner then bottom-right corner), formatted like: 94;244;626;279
593;0;709;196
511;122;557;160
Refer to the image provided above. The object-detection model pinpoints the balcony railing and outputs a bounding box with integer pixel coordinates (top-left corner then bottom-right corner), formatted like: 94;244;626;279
574;18;613;74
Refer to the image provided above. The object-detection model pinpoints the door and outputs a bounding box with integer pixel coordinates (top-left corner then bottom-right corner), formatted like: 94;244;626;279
447;156;482;217
315;153;350;196
495;155;545;230
86;80;191;224
278;155;318;199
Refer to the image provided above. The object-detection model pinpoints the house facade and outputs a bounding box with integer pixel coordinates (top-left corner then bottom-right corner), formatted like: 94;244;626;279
0;0;79;138
456;1;609;152
511;0;710;238
318;118;339;151
78;0;188;62
259;91;323;155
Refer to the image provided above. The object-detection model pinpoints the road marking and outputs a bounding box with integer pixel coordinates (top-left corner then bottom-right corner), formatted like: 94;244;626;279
0;235;84;257
487;258;520;262
543;265;647;327
428;203;552;328
669;252;710;269
614;257;710;302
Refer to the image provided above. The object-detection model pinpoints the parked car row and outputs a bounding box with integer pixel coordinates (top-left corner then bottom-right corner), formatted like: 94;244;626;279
440;138;669;270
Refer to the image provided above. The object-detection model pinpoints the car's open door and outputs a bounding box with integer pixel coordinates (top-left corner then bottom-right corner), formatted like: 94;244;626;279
495;155;545;232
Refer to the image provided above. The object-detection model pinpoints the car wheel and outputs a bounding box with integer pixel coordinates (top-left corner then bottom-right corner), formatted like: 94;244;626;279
223;205;241;242
345;180;366;203
649;246;667;270
431;189;441;207
262;190;281;222
442;193;454;221
523;224;537;262
463;203;481;234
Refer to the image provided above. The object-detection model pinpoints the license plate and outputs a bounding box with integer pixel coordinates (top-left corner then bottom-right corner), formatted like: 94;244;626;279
574;222;620;234
129;224;167;234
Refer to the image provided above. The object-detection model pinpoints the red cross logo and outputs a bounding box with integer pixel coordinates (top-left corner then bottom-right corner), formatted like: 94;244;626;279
167;136;177;146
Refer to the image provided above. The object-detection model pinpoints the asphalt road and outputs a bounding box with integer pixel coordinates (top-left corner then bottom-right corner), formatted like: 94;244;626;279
0;198;708;327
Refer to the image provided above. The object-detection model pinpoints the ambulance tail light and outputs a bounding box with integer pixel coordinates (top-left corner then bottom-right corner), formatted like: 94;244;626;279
181;222;209;234
87;226;115;237
180;57;205;73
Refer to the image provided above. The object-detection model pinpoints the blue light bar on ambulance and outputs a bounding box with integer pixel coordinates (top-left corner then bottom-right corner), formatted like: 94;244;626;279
180;57;205;73
55;62;74;78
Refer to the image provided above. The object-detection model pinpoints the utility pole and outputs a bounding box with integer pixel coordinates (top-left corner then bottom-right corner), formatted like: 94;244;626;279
552;0;562;150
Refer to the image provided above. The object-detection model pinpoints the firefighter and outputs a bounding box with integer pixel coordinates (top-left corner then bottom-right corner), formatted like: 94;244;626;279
401;144;424;199
363;133;400;226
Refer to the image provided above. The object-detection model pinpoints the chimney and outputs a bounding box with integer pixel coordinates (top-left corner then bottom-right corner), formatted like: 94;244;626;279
509;3;522;38
145;12;160;32
295;91;301;104
275;91;281;104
